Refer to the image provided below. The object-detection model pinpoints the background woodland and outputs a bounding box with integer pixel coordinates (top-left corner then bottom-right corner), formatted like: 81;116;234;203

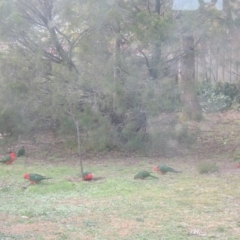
0;0;240;154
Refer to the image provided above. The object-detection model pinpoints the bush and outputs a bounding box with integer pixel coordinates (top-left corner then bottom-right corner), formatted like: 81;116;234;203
0;109;25;136
146;116;198;157
198;81;240;112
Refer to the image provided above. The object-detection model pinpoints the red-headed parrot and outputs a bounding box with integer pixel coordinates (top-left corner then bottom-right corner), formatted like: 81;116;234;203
83;172;93;181
154;165;181;174
235;159;240;168
17;146;25;157
234;157;240;168
24;173;52;184
0;152;16;164
134;170;158;179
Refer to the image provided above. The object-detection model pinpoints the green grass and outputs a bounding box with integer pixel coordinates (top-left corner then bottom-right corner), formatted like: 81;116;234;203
197;161;219;174
0;158;240;240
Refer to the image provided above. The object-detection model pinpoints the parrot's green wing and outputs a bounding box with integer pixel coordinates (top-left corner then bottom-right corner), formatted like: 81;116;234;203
17;147;25;157
30;173;51;182
134;171;158;179
134;171;147;179
83;172;91;177
234;157;240;163
159;165;168;172
160;165;181;173
0;156;11;163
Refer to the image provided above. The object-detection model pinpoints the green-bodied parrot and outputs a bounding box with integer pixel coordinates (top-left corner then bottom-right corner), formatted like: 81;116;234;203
17;146;25;157
134;170;158;179
0;152;16;164
24;173;52;184
154;164;181;174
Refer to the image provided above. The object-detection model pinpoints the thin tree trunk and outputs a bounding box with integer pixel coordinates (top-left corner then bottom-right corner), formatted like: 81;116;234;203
149;0;161;80
180;34;202;121
216;47;219;82
75;121;83;177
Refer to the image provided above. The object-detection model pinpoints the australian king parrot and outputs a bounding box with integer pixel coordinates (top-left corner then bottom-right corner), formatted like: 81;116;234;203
24;173;52;184
134;170;158;179
0;152;16;164
82;172;93;181
154;164;181;174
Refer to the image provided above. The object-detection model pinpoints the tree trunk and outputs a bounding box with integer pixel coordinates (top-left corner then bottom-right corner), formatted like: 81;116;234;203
75;120;84;177
180;34;202;121
150;43;161;80
149;0;161;80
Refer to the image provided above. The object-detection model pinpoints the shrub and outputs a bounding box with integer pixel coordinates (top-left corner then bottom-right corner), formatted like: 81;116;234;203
146;116;198;157
198;81;239;112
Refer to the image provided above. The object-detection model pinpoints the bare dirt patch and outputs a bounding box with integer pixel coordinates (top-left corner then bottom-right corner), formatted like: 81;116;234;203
0;217;61;239
189;111;240;157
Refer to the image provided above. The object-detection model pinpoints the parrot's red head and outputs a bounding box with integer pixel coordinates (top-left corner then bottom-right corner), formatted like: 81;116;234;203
10;152;16;159
154;166;160;172
24;173;30;180
237;163;240;168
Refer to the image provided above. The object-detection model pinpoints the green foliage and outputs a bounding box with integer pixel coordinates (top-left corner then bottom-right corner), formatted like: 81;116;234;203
84;118;114;152
198;82;240;112
120;124;148;151
214;82;239;100
142;79;181;114
57;117;76;135
197;162;218;174
147;118;197;156
0;0;227;153
0;109;25;135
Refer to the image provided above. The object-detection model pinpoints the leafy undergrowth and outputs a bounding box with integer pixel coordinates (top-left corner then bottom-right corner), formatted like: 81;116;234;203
0;157;240;240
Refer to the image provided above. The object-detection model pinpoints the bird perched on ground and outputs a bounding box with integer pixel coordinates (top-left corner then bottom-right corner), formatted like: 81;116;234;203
24;173;52;184
17;146;25;157
235;159;240;168
154;165;181;174
66;173;104;183
233;157;240;168
0;152;16;164
82;172;93;181
134;170;158;180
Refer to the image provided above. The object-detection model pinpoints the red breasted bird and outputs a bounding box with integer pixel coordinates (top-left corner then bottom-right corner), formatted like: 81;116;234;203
234;157;240;168
83;172;93;181
24;173;52;184
67;173;104;182
235;159;240;168
154;165;181;174
0;152;16;164
134;170;158;180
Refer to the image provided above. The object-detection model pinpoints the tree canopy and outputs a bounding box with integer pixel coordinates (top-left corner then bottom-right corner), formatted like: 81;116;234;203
0;0;239;153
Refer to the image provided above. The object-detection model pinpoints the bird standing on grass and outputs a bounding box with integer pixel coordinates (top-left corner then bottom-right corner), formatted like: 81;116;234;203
24;173;52;184
154;165;181;174
235;160;240;168
17;146;25;157
67;172;104;182
82;172;93;181
0;152;16;164
134;170;158;180
233;157;240;168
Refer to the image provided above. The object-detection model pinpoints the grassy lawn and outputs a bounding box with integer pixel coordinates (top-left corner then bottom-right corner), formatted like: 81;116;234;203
0;156;240;240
